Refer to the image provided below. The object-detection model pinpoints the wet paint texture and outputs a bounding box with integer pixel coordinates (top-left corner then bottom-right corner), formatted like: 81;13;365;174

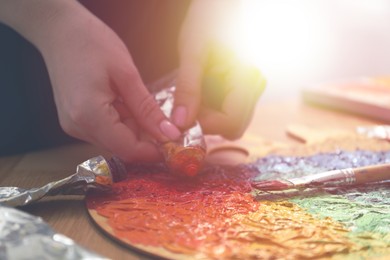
87;150;390;259
292;190;390;235
291;187;390;259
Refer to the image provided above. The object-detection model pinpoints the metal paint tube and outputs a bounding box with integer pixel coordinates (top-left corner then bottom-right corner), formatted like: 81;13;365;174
0;156;127;207
154;84;207;177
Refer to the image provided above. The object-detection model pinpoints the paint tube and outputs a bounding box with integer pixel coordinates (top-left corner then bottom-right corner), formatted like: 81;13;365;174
151;74;207;177
0;156;127;207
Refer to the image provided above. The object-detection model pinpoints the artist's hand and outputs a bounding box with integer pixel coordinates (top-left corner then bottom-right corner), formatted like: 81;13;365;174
0;1;181;162
173;0;266;140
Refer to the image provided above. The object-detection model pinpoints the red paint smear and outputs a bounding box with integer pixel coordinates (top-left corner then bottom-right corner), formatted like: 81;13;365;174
86;165;259;255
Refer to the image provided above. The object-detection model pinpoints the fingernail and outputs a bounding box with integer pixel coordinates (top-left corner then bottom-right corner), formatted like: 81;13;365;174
172;106;187;128
160;120;181;140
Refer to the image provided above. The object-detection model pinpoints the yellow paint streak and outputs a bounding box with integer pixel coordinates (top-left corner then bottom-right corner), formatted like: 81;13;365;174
207;200;358;259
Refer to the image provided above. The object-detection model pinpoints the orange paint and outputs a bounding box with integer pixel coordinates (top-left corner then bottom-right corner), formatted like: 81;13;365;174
95;175;112;186
161;142;206;177
86;165;358;259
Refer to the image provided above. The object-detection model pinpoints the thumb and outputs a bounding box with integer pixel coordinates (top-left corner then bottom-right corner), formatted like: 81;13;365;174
173;61;203;130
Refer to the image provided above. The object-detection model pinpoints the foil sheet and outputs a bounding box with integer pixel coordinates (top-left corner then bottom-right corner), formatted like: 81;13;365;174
0;205;105;259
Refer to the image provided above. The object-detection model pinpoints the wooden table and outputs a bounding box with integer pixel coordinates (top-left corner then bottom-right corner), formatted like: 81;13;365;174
0;99;383;260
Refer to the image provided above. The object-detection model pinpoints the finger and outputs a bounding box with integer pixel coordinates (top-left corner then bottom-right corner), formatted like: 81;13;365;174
87;104;162;163
198;102;249;140
58;112;96;144
173;44;205;130
112;99;129;120
112;99;144;138
120;116;160;155
199;66;266;139
111;66;181;142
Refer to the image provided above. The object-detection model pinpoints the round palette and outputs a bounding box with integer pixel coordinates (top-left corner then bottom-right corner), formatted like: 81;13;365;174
86;142;390;259
87;209;185;259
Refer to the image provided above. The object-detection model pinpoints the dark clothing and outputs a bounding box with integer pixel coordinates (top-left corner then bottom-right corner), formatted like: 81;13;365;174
0;0;190;155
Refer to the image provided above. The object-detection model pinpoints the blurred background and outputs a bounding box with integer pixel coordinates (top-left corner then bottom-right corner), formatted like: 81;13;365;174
227;0;390;102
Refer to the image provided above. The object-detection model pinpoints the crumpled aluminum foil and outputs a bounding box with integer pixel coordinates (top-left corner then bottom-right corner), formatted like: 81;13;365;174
155;86;205;148
0;205;106;259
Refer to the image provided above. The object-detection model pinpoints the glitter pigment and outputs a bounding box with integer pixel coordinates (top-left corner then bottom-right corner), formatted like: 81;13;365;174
87;150;390;259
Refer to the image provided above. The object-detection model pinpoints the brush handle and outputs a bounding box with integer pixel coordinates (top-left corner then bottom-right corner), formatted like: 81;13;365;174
354;163;390;184
289;163;390;188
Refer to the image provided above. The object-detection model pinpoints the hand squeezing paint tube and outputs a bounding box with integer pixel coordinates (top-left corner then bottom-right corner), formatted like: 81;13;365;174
150;72;207;177
154;86;206;177
0;74;206;207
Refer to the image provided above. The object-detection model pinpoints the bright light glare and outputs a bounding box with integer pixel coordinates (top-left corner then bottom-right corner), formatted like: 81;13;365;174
341;0;389;14
223;0;330;78
215;0;390;101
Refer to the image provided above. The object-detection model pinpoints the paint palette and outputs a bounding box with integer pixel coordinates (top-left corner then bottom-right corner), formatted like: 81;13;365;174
86;139;390;259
